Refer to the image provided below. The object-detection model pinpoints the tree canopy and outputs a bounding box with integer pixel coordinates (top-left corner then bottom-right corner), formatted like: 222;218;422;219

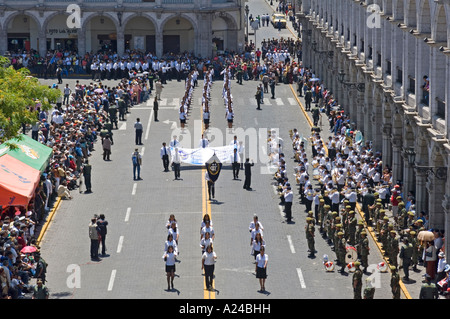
0;56;61;144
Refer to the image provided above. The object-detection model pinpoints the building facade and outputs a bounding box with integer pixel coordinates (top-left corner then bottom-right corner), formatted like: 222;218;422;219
0;0;245;57
298;0;450;258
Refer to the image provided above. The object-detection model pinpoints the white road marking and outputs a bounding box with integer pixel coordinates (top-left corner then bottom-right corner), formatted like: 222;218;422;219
288;97;297;105
275;98;283;106
124;207;131;222
278;205;284;218
107;270;117;291
141;147;145;156
117;236;124;253
287;235;296;254
132;183;137;195
119;122;127;130
296;268;306;288
144;109;154;140
159;98;167;106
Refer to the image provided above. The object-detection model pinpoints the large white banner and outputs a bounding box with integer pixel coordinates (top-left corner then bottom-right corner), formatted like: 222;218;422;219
170;145;235;166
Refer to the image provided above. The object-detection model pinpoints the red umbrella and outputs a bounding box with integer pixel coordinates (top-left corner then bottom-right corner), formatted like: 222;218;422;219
21;246;37;254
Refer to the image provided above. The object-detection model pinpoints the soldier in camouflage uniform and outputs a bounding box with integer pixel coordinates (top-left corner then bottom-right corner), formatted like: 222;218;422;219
352;261;363;299
326;211;337;245
347;211;357;246
390;265;401;299
360;231;370;273
337;231;347;273
388;230;399;268
355;220;365;258
409;231;419;271
306;217;315;257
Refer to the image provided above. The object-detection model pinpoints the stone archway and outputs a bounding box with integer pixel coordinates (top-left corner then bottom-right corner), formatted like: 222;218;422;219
123;15;157;54
4;12;42;53
160;14;196;55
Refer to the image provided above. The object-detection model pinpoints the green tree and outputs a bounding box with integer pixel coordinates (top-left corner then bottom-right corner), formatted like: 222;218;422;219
0;56;60;144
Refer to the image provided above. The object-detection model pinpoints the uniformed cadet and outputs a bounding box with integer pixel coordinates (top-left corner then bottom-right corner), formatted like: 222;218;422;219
355;220;365;258
347;211;357;246
306;217;315;257
380;216;390;247
409;231;419;271
326;211;337;245
333;217;342;251
337;231;347;273
399;237;413;281
388;229;399;267
319;204;330;234
390;265;401;299
360;231;370;273
352;261;363;299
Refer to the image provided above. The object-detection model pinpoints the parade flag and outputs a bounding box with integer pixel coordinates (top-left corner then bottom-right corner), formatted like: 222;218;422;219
205;153;222;183
169;145;234;166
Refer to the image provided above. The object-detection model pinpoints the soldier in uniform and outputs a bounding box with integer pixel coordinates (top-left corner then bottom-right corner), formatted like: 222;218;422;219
409;231;419;271
326;211;337;245
388;229;399;268
306;217;315;258
355;220;365;258
399;237;413;281
380;216;390;247
82;159;92;194
390;265;401;299
347;211;357;246
360;231;370;273
333;217;342;251
352;261;363;299
108;103;119;129
337;231;347;273
319;204;330;235
118;96;126;121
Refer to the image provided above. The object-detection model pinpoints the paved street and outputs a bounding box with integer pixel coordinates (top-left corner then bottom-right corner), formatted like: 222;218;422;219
33;0;426;301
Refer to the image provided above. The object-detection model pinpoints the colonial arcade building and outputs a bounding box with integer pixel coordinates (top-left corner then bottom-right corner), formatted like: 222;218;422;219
0;0;245;57
298;0;450;258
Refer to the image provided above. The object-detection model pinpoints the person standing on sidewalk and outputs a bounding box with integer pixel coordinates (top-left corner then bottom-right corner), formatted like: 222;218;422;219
82;159;92;194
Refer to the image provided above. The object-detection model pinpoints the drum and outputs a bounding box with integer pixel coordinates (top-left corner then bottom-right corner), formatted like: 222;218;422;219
345;245;358;263
347;262;356;272
377;261;388;273
324;261;335;272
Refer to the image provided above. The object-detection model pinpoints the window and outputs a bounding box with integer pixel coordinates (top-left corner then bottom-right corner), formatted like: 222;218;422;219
368;46;373;59
386;60;391;75
376;53;381;67
436;98;445;119
397;68;402;84
408;77;415;94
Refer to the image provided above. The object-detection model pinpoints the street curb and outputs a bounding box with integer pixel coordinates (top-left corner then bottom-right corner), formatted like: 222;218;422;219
289;84;412;299
36;196;62;246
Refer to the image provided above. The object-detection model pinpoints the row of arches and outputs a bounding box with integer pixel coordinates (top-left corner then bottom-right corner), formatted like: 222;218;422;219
1;10;239;56
308;0;450;48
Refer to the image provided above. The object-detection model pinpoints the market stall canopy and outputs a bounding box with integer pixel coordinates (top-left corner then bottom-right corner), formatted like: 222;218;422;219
0;154;41;207
0;134;53;172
